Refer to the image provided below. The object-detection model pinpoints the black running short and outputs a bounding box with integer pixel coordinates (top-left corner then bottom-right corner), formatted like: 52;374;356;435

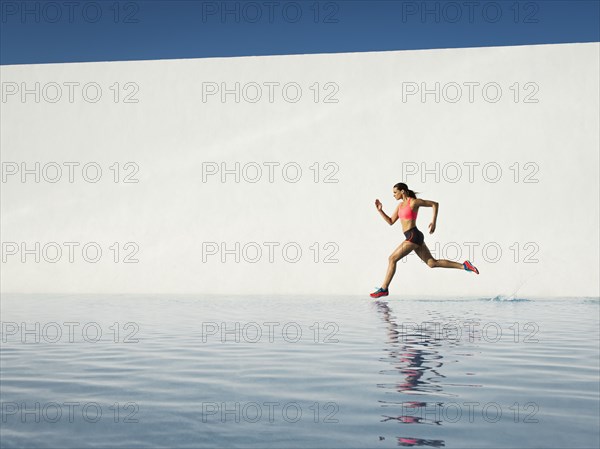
404;226;424;246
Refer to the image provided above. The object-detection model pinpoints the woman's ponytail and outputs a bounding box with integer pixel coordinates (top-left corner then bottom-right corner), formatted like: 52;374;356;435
394;182;419;198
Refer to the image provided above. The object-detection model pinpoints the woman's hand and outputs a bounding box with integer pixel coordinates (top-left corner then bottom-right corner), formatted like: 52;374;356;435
428;221;436;234
375;199;383;211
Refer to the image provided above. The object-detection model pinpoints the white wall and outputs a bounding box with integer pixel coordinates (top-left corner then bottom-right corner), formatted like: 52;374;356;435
1;43;598;297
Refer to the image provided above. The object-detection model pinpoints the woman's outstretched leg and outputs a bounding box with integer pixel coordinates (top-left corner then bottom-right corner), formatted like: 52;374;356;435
414;243;479;273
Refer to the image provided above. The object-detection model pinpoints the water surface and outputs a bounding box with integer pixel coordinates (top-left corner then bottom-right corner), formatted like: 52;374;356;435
1;294;599;448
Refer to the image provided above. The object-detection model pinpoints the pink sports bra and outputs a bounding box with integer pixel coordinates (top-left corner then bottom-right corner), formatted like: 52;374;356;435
398;198;418;220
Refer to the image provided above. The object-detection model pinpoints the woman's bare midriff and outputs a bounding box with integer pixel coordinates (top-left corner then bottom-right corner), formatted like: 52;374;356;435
400;219;417;232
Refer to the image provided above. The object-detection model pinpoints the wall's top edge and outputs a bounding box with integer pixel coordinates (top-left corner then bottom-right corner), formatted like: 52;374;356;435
1;41;598;69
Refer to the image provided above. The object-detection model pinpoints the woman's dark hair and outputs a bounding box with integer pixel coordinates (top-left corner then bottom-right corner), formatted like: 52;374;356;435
394;182;418;198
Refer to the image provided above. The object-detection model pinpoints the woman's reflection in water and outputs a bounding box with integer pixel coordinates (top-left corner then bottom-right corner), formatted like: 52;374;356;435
374;300;446;447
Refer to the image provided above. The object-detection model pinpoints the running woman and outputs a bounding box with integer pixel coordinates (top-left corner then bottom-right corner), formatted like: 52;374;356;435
370;182;479;298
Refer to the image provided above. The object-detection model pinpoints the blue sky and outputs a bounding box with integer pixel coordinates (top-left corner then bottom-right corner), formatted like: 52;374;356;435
1;0;599;65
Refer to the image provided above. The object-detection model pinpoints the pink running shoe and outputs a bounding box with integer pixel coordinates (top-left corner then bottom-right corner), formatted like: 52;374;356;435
463;260;480;274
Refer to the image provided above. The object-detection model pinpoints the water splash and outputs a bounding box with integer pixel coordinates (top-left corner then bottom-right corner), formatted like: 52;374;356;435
488;271;540;302
488;294;531;302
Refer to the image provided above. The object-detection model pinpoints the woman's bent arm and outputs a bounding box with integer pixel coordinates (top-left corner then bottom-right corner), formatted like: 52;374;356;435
375;199;398;225
415;198;439;230
379;208;393;225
